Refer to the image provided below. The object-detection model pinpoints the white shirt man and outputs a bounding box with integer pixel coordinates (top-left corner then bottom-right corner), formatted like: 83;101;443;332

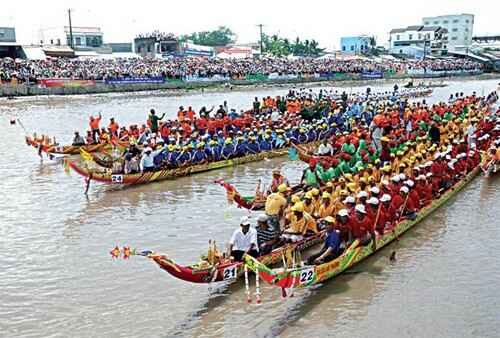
229;216;259;261
317;142;333;156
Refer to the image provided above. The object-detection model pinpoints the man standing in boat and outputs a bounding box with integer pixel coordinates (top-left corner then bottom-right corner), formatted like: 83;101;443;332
228;216;258;262
265;184;288;230
149;109;165;134
267;168;289;194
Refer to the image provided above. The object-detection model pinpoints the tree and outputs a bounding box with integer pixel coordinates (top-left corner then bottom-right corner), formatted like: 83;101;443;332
181;26;236;46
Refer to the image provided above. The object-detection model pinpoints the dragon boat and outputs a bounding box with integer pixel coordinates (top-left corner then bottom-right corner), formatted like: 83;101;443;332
244;166;479;291
116;232;323;284
67;142;319;185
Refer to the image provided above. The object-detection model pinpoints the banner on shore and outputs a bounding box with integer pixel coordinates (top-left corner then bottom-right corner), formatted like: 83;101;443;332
360;71;384;79
39;78;96;88
104;76;166;85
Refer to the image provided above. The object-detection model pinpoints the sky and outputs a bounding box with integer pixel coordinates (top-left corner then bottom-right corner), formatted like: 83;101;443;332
2;0;499;50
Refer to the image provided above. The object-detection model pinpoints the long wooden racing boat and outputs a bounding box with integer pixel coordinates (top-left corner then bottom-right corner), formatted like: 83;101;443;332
25;135;108;155
68;142;319;185
129;232;323;284
291;143;333;167
244;166;480;291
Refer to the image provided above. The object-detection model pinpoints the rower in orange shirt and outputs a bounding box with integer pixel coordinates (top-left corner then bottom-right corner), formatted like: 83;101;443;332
89;113;102;144
187;106;195;121
177;106;185;122
108;118;119;137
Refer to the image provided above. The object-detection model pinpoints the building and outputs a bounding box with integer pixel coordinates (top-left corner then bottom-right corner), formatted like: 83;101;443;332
0;27;24;58
134;32;180;58
340;36;373;54
0;27;16;42
389;25;448;58
422;14;474;51
39;26;103;49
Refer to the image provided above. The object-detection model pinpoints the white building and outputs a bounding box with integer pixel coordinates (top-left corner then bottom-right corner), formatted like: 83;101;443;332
389;25;448;58
39;26;103;49
422;14;474;51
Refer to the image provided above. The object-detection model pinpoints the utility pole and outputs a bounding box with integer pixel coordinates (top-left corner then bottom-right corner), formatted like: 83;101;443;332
68;9;74;49
256;24;264;55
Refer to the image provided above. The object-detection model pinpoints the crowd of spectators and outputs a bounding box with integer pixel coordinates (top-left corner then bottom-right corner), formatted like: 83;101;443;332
0;56;483;84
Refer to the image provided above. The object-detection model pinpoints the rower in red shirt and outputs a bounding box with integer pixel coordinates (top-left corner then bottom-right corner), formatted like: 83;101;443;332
348;204;373;245
405;180;421;210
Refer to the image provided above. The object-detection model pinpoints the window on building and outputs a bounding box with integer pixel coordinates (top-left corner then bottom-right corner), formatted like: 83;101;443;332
350;45;354;51
399;49;403;54
424;21;430;25
453;19;459;23
147;45;151;53
57;39;61;46
418;33;422;40
434;21;439;25
452;28;458;32
426;33;431;39
50;39;54;45
451;36;457;41
465;19;469;23
465;27;469;32
443;20;449;24
396;35;400;41
444;45;447;49
75;37;81;45
342;46;346;51
409;34;413;40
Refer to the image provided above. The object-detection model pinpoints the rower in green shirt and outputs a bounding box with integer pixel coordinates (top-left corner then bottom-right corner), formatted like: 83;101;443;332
301;160;321;188
149;109;165;133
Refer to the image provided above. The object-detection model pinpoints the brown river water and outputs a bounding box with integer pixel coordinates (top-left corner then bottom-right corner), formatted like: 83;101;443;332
1;78;499;338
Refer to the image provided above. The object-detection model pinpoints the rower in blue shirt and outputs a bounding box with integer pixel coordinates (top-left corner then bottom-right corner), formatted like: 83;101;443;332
177;146;192;166
235;137;248;157
306;216;342;265
168;147;180;168
246;136;260;154
298;129;308;143
209;141;222;161
259;135;272;151
192;143;208;164
221;138;235;160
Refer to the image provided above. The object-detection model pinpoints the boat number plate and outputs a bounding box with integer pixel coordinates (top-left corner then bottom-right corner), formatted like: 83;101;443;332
111;175;123;183
299;268;314;285
223;266;237;280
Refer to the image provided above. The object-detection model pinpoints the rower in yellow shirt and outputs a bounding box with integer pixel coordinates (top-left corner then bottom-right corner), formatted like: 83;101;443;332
283;202;317;242
265;184;288;229
318;192;335;218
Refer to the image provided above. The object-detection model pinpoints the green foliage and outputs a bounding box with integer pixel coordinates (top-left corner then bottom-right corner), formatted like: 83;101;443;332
180;26;236;46
262;34;324;56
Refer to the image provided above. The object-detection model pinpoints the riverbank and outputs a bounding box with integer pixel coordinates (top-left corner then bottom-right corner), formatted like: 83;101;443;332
1;70;497;98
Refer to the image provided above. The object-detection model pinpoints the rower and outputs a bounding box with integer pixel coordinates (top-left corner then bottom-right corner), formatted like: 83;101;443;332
306;217;342;265
265;184;288;230
256;214;279;255
228;216;258;262
72;131;86;146
348;204;373;246
283;202;317;242
267;168;289;194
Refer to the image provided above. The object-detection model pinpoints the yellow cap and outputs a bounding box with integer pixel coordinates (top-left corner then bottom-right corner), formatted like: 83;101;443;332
322;192;331;199
347;183;357;192
311;188;319;196
278;184;287;193
291;195;300;204
324;216;336;223
304;192;313;199
291;202;304;212
345;174;353;182
326;182;333;188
